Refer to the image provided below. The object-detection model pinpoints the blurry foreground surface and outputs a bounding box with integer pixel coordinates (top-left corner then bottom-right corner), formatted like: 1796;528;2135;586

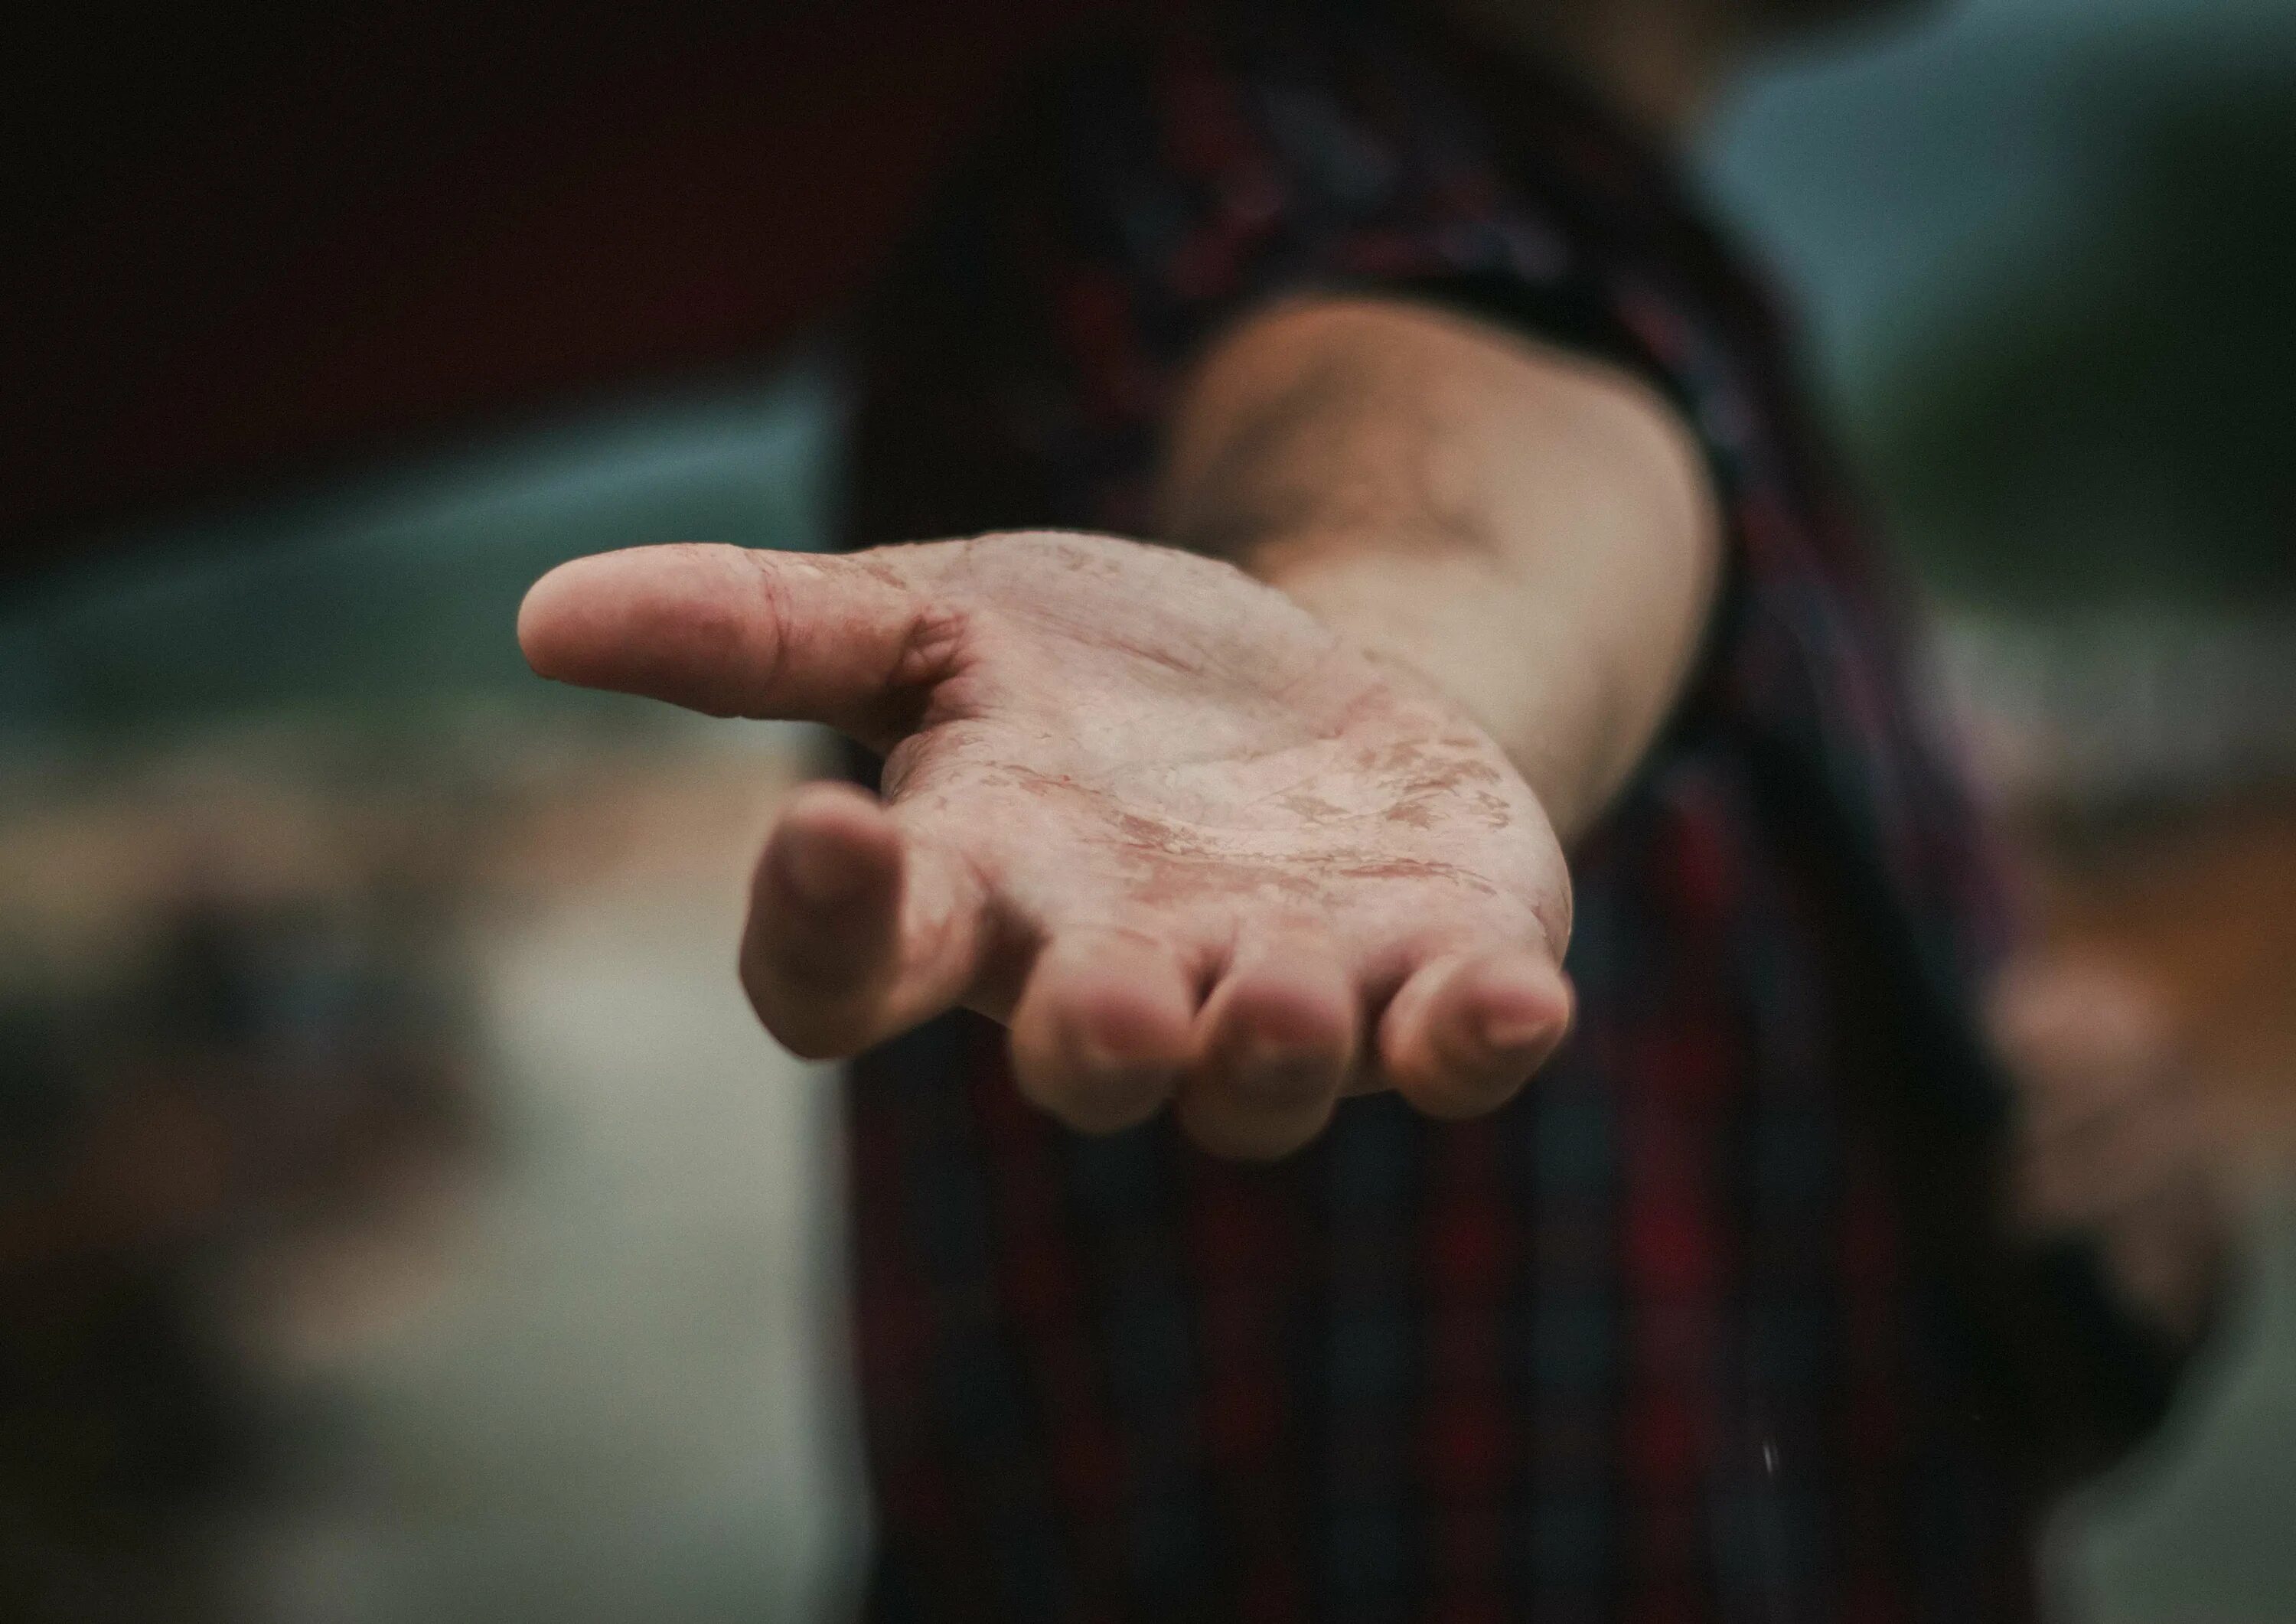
2;377;871;1621
2;722;859;1623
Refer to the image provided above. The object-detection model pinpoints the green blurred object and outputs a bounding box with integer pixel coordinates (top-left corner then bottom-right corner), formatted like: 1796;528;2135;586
1864;73;2296;605
0;367;835;742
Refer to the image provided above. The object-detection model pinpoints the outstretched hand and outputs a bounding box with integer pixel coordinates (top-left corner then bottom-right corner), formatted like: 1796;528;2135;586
519;531;1573;1157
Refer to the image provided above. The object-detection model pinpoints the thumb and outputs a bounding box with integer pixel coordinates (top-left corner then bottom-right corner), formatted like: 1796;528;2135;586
518;543;946;745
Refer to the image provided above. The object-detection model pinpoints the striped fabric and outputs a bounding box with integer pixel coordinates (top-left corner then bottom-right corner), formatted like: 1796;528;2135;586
836;6;2149;1618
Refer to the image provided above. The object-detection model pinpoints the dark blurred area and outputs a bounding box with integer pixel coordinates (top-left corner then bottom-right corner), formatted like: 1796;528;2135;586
5;1;2294;1619
2;892;478;1619
2;1;1087;577
1871;71;2296;608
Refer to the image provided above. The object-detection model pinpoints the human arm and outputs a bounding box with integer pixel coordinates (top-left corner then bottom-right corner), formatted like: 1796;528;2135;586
515;294;1720;1156
1161;293;1720;845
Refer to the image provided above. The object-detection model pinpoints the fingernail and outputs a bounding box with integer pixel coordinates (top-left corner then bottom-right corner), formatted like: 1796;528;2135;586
1474;967;1572;1055
1476;1004;1557;1054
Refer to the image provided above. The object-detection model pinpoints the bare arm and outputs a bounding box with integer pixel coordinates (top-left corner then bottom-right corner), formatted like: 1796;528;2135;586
1163;295;1721;843
516;296;1722;1156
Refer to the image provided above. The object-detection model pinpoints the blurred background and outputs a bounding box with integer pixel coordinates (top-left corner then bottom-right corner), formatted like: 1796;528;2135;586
4;0;2292;1619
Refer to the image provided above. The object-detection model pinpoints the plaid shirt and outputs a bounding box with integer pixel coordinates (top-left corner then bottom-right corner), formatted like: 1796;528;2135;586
839;7;2170;1619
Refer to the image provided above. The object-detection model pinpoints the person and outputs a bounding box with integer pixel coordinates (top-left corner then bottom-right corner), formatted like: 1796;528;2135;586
518;0;2223;1615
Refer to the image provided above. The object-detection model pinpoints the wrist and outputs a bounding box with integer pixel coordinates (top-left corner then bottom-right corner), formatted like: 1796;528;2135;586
1244;533;1594;839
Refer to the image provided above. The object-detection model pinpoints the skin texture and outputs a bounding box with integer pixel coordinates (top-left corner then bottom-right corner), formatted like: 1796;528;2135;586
518;60;2224;1340
1163;298;1719;844
520;296;1717;1160
1427;0;2232;1351
522;531;1577;1159
513;0;2232;1358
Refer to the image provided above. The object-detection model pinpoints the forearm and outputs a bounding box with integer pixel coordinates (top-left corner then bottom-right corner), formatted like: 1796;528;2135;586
1160;295;1720;842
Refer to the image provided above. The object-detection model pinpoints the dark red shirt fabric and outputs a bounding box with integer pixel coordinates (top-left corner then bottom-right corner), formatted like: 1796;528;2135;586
837;7;2170;1619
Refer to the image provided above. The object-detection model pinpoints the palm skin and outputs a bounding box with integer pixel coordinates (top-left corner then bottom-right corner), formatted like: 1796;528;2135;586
519;530;1574;1157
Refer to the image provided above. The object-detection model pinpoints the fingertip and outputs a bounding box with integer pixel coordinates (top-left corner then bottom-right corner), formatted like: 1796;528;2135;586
1381;951;1570;1120
1074;977;1198;1071
741;785;910;1058
516;544;749;697
1010;938;1195;1135
1176;944;1355;1161
766;783;904;910
1176;1084;1339;1161
1458;956;1574;1055
515;555;603;680
1209;965;1358;1068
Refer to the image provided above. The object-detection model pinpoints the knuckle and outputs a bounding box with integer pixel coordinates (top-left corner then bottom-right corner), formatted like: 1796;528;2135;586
891;603;971;689
733;549;798;708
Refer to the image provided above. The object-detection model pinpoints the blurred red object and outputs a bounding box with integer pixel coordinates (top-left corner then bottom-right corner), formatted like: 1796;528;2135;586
3;0;1107;579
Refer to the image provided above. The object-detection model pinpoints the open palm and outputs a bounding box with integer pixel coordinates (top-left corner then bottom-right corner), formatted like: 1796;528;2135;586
519;530;1572;1156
